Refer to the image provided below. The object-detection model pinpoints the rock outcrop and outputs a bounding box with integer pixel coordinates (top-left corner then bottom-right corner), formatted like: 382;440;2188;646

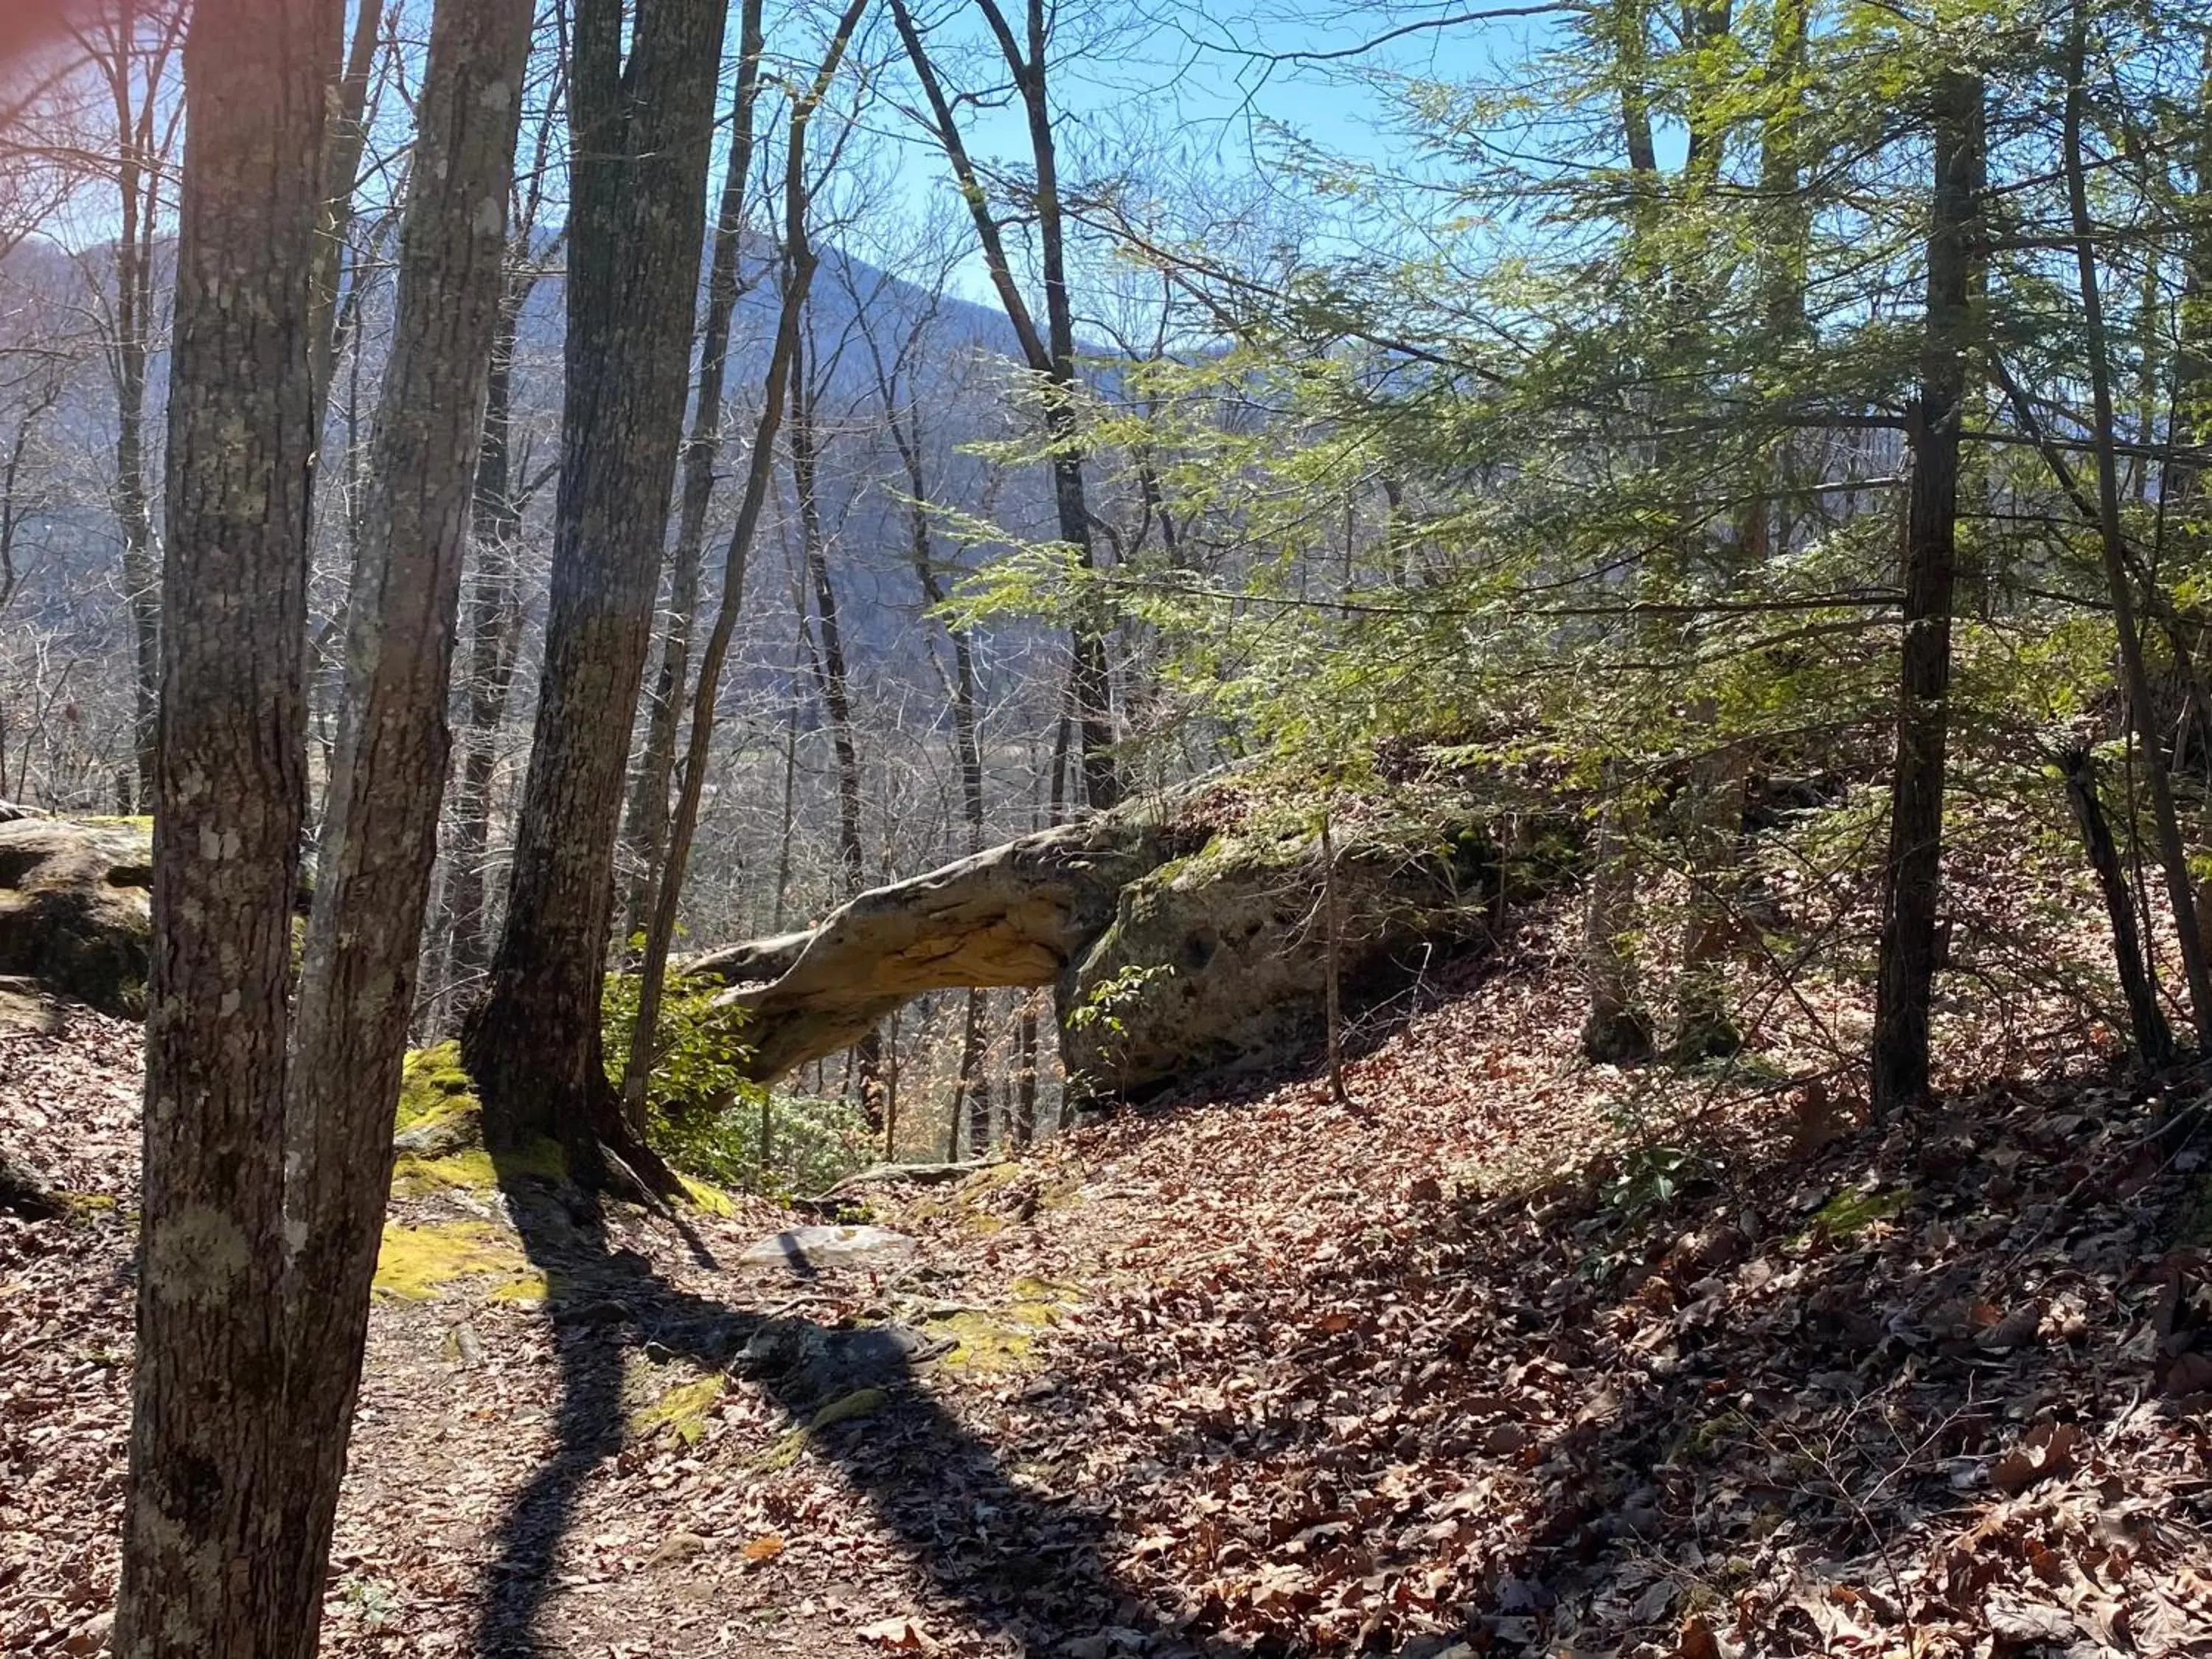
689;794;1559;1102
0;816;153;1018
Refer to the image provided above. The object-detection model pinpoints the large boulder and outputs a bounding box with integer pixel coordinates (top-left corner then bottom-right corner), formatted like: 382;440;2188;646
0;817;153;1017
688;788;1568;1103
1059;807;1538;1099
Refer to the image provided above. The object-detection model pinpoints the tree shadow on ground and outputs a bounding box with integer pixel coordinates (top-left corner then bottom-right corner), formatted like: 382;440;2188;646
475;1153;1259;1658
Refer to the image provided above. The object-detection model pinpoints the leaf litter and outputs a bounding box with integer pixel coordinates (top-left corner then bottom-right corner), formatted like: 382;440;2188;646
1;896;2211;1655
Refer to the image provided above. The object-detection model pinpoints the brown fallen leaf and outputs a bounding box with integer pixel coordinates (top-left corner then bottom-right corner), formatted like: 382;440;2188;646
858;1616;936;1651
1990;1422;2081;1497
741;1534;785;1564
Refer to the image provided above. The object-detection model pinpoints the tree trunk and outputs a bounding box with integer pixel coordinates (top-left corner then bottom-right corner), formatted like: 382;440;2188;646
2060;4;2212;1046
1870;68;1980;1117
619;0;767;948
92;4;184;810
1579;765;1654;1063
271;0;532;1626
616;0;869;1141
437;289;529;1026
306;0;384;431
114;0;333;1649
890;0;1121;810
464;0;730;1189
2058;743;2174;1065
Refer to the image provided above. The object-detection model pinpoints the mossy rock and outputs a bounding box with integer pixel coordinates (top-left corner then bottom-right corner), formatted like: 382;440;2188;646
1806;1183;1910;1241
921;1276;1079;1374
372;1220;546;1301
1062;797;1514;1099
632;1371;726;1446
0;817;153;1016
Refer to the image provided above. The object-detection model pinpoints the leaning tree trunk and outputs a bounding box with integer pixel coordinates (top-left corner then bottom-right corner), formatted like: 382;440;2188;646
1871;69;1980;1117
2059;743;2174;1065
465;0;730;1190
2061;5;2212;1046
114;0;332;1650
271;0;532;1631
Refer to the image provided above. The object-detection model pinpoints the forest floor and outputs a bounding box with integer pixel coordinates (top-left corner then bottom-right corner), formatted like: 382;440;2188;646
5;899;2212;1658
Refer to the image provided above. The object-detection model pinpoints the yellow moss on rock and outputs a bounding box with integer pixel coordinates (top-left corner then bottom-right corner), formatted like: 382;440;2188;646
372;1220;546;1301
633;1373;725;1446
395;1042;478;1134
922;1276;1080;1374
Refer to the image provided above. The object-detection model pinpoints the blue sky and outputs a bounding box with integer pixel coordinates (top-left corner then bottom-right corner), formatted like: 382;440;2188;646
875;1;1568;303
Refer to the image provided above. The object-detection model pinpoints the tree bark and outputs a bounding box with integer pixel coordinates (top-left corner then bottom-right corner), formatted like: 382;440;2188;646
464;0;730;1189
2060;4;2212;1046
272;0;531;1626
1870;68;1980;1117
114;0;334;1649
619;0;768;949
2058;742;2173;1065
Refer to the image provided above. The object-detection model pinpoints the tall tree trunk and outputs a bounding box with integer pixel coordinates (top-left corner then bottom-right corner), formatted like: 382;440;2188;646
618;1;869;1137
437;291;529;1026
2060;4;2212;1044
789;330;884;1125
619;0;767;948
271;0;531;1625
890;0;1120;810
114;0;334;1648
93;3;184;810
464;0;731;1189
306;0;383;431
1870;68;1981;1116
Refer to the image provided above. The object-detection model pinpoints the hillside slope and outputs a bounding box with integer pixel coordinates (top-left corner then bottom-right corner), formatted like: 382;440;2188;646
4;900;2211;1657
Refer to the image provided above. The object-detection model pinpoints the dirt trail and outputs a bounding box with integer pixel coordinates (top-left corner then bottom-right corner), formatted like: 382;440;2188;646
6;904;2212;1656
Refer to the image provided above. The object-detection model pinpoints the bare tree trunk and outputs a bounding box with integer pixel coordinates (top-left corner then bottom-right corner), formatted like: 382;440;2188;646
306;0;384;429
1871;68;1980;1116
890;0;1120;810
115;0;332;1647
1321;806;1347;1104
437;293;527;1026
1580;765;1654;1062
465;0;730;1189
619;0;767;947
91;3;185;810
617;3;870;1141
2059;742;2174;1065
2062;7;2212;1044
271;0;532;1624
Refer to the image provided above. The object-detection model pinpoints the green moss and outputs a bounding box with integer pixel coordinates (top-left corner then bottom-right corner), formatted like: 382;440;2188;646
1808;1183;1910;1239
808;1386;888;1429
678;1174;735;1217
752;1427;809;1473
391;1137;565;1197
633;1373;725;1446
922;1278;1079;1374
372;1220;545;1301
395;1042;478;1133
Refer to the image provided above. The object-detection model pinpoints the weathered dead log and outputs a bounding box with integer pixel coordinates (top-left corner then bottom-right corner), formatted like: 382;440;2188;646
686;816;1183;1083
